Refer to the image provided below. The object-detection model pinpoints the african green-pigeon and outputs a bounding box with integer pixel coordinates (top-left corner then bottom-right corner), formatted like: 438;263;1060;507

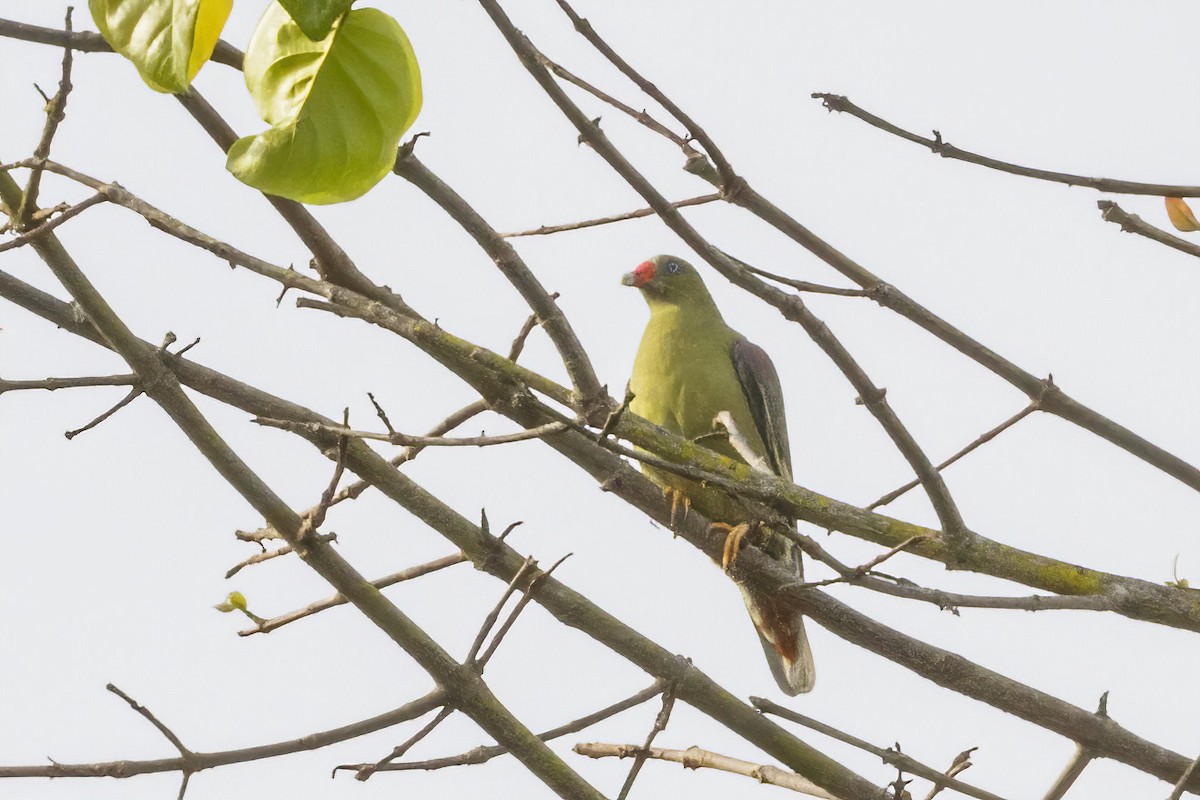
623;254;814;695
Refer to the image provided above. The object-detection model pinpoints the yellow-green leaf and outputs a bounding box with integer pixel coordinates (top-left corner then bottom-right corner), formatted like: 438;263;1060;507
90;0;232;94
226;3;422;205
277;0;354;41
214;590;248;612
1165;196;1200;232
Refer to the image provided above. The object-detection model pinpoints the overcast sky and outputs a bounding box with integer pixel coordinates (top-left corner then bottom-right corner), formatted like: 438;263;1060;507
4;2;1200;799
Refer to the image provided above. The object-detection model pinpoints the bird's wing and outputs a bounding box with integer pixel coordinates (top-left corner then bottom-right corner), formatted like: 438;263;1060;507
731;337;792;481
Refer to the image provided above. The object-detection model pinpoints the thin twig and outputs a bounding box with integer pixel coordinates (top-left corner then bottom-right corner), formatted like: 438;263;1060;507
925;747;976;800
597;386;634;441
17;7;74;226
739;261;868;297
302;408;350;537
376;680;665;772
777;523;1110;613
225;533;337;579
349;707;455;780
1041;745;1093;800
575;743;840;799
239;553;467;635
476;553;572;669
811;93;1200;197
64;385;143;439
788;534;931;591
753;698;1008;800
550;0;738;190
532;46;690;150
500;193;720;237
0;192;107;253
394;153;607;416
616;681;679;800
107;684;194;761
466;557;537;664
0;689;446;779
107;683;197;798
229;308;532;563
868;402;1038;510
252;416;567;448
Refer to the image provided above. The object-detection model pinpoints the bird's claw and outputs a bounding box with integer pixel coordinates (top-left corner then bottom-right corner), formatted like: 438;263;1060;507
663;486;691;533
718;522;752;573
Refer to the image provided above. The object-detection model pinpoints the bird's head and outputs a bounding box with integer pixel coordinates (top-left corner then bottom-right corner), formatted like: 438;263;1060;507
621;255;714;309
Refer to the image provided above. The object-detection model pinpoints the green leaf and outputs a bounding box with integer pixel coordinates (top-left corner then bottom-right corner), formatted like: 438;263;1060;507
89;0;232;93
277;0;354;41
226;3;422;205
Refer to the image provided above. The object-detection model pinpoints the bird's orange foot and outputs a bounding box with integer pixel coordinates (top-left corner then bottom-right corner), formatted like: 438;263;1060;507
662;486;691;533
716;522;753;573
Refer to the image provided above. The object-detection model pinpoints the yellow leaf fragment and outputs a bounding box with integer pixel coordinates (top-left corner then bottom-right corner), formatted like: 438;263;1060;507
1165;196;1200;232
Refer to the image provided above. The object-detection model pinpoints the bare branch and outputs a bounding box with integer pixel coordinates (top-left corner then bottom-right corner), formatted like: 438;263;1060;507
382;682;665;773
0;17;245;68
1041;745;1094;800
173;89;402;305
16;8;74;226
64;385;144;439
0;690;445;780
925;747;977;800
393;153;607;416
1099;200;1200;262
754;699;1006;800
812;93;1200;197
0;373;137;393
787;534;933;591
303;408;350;535
739;261;869;297
868;402;1038;510
107;684;195;762
225;532;337;579
531;45;690;150
616;680;679;800
575;743;840;799
466;557;538;664
550;0;737;190
252;416;568;448
499;192;720;237
239;553;467;636
0;192;107;253
476;553;572;669
348;707;455;781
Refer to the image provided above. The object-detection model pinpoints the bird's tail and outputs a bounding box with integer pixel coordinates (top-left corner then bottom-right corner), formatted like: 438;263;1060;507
738;545;815;695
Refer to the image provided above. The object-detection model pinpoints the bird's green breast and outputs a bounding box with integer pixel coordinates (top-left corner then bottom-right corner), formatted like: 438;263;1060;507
628;307;767;467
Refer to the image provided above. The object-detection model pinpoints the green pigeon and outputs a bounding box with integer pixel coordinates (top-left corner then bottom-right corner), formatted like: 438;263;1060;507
623;254;814;695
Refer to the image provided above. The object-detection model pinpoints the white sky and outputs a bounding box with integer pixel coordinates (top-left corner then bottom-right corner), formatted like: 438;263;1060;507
3;2;1200;799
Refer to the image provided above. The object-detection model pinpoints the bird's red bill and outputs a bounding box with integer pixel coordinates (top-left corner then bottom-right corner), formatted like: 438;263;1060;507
626;260;656;287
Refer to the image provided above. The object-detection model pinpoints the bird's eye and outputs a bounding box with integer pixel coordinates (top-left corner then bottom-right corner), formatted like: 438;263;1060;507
666;261;681;274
